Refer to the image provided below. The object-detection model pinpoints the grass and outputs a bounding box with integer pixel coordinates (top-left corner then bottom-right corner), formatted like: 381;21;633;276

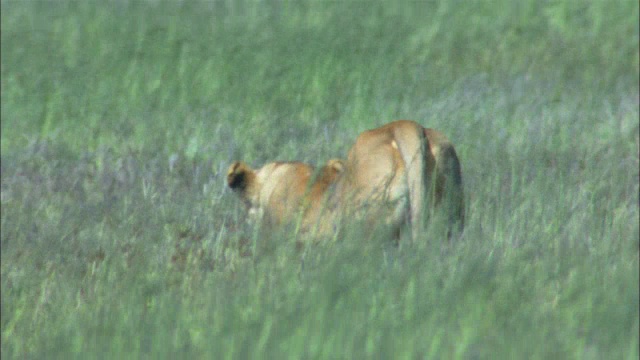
1;0;638;358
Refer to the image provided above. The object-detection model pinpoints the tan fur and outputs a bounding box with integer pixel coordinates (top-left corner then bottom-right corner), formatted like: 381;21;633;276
227;120;464;241
226;160;344;233
330;120;465;240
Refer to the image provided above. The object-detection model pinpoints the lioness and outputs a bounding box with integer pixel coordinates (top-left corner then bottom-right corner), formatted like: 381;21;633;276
227;120;464;241
226;160;343;234
328;120;464;241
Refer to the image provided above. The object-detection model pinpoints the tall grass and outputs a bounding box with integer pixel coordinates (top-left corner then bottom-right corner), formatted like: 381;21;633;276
1;1;638;358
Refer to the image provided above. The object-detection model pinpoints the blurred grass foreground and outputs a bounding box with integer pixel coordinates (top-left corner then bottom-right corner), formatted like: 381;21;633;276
1;1;639;358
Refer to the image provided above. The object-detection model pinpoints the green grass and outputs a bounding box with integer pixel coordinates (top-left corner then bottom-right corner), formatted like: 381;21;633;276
1;1;638;358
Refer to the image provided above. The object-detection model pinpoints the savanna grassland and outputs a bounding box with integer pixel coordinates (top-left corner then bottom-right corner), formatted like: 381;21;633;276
1;1;638;358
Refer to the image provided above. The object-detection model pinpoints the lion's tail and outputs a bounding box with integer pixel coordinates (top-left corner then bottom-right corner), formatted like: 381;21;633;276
392;121;429;240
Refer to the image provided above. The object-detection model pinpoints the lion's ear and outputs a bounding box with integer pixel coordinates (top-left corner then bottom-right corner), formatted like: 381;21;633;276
326;159;346;174
316;159;346;185
227;161;253;191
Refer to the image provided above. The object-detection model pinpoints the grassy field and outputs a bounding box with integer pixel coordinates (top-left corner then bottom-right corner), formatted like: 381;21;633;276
1;1;638;358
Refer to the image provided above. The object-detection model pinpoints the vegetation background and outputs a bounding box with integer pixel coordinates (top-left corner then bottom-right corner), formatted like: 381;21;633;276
1;0;638;358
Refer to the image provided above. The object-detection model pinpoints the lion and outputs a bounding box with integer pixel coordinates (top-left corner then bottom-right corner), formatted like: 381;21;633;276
327;120;465;241
226;159;344;234
227;120;464;242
